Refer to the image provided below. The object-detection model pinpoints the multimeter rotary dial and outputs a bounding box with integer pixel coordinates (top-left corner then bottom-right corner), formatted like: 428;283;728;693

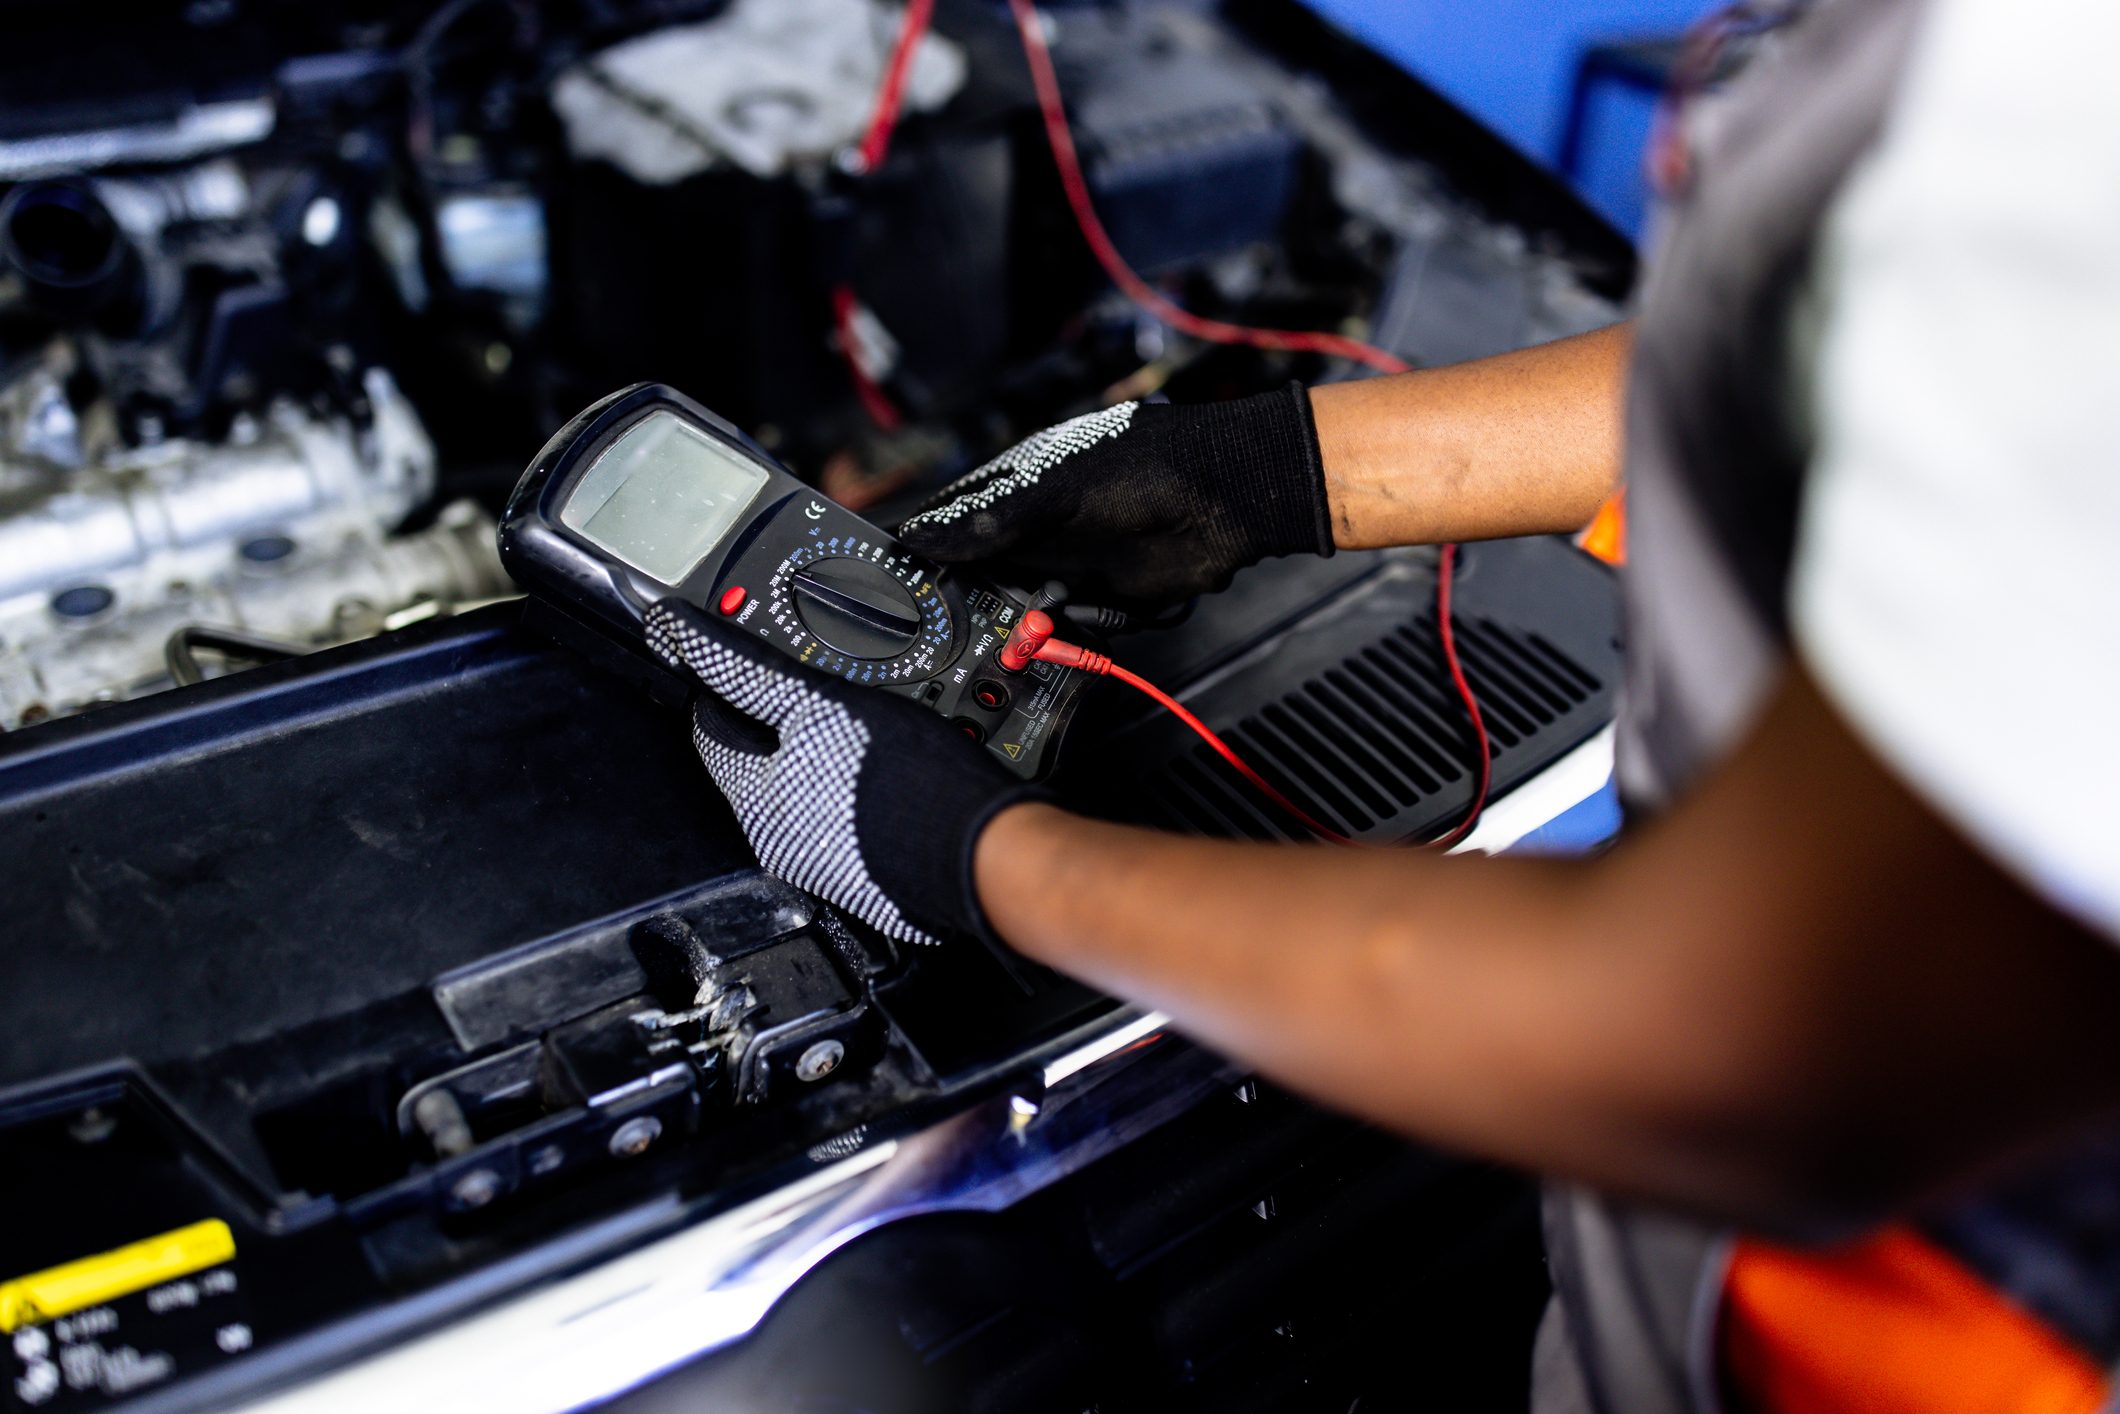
790;557;921;658
766;542;953;680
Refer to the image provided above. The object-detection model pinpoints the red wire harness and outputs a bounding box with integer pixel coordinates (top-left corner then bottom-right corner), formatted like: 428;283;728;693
1000;0;1491;844
1005;0;1412;377
852;0;1493;840
831;285;903;431
835;0;940;430
853;0;937;175
1426;544;1491;849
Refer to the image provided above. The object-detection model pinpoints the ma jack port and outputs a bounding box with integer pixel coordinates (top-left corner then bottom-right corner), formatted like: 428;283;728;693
971;680;1010;712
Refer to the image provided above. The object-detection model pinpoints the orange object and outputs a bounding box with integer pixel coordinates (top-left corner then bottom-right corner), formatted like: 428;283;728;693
1721;1225;2110;1414
1577;492;1627;565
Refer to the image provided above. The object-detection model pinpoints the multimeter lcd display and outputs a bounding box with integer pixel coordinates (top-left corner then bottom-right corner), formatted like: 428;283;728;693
560;411;769;583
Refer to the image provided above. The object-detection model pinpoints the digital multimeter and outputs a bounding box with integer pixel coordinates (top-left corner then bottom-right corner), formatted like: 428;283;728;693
498;383;1087;779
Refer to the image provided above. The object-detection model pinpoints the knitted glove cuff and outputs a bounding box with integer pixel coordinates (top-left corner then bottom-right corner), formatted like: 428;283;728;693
1171;381;1334;565
857;745;1048;948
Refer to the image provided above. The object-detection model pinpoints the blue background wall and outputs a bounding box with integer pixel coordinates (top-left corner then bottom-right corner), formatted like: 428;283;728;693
1304;1;1718;238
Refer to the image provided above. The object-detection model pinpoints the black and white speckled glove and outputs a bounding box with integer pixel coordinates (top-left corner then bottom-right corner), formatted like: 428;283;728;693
645;600;1036;949
897;383;1332;605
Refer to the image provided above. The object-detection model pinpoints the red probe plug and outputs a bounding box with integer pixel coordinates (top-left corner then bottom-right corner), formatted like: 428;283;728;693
997;609;1058;672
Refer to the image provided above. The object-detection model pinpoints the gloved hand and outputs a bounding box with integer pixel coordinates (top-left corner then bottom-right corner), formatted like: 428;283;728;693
646;600;1039;949
897;382;1331;604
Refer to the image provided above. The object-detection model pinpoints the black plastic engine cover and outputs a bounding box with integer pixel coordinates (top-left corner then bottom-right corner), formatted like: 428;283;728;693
0;620;745;1095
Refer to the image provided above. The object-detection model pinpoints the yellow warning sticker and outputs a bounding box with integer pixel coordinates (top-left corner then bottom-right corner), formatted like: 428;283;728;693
1001;742;1022;759
0;1220;235;1333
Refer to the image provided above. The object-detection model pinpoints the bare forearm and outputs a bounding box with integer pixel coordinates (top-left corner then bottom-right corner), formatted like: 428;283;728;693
977;803;1732;1205
976;670;2120;1223
1310;322;1631;548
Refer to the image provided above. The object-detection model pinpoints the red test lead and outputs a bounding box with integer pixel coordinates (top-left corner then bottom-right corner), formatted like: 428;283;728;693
1001;600;1488;849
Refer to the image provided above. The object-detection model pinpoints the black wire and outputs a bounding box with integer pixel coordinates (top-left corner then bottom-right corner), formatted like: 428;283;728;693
1024;580;1069;617
1062;598;1196;635
164;626;308;687
573;60;723;160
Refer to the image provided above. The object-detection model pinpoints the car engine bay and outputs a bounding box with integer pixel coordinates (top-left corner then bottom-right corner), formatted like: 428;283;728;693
0;0;1625;727
0;1;1631;1408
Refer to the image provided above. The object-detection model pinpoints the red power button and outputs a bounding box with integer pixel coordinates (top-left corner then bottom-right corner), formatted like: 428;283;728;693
718;586;748;615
